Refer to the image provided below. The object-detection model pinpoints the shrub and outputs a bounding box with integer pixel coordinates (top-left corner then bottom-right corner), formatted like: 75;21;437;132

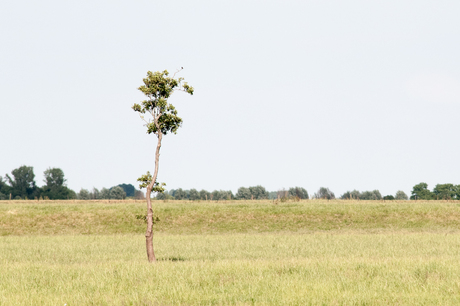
314;187;335;199
395;190;408;200
288;187;309;199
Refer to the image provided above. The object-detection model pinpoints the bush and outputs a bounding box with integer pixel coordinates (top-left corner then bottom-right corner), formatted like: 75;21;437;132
235;187;251;200
211;190;233;201
395;190;408;200
155;192;174;200
189;189;200;201
77;189;90;200
236;186;268;200
288;187;309;199
341;190;381;200
314;187;335;199
341;190;360;200
360;190;382;200
109;186;126;199
199;189;211;200
173;188;187;200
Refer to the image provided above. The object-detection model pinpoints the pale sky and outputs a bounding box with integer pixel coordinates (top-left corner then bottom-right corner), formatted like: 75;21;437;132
1;0;459;197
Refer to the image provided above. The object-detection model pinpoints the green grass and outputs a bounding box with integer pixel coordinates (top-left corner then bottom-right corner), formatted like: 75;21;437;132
2;199;460;235
2;200;460;305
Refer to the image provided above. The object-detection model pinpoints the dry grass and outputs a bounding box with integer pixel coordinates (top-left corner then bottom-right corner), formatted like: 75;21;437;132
2;233;460;305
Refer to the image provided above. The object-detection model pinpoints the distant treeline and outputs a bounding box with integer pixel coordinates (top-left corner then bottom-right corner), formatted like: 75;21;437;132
156;186;309;201
156;187;409;201
155;187;397;201
2;166;458;201
157;184;458;201
0;165;143;200
408;183;460;200
0;166;75;200
75;184;144;200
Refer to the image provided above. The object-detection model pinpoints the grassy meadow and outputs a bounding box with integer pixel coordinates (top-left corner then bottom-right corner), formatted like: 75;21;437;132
2;199;460;305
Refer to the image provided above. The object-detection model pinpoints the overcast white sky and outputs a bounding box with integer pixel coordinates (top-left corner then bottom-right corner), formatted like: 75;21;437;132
1;0;459;197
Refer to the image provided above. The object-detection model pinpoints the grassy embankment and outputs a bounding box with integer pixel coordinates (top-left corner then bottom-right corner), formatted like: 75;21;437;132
2;200;460;305
2;199;460;235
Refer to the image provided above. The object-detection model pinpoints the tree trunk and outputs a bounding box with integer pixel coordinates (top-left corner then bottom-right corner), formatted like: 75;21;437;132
145;187;155;263
145;131;163;263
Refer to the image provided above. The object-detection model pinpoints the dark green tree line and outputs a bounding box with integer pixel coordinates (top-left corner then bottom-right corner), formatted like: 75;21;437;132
411;182;460;200
1;166;76;200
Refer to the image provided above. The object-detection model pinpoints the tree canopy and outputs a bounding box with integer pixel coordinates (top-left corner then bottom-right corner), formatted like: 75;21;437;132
132;70;194;136
433;184;457;200
41;168;75;200
5;166;38;199
411;183;435;200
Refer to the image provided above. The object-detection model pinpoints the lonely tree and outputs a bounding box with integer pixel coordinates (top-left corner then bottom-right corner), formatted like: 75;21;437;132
132;69;194;263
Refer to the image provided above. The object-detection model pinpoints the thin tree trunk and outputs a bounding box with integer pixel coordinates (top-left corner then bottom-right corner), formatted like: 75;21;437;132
145;131;163;263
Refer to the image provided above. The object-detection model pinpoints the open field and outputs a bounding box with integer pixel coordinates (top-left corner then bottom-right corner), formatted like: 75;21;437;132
2;200;460;305
2;233;460;305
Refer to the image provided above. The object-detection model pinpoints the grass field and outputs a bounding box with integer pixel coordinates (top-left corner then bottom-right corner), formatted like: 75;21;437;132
1;200;460;305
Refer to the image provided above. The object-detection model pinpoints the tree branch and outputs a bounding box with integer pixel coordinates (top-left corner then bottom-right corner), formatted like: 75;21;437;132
138;113;149;125
172;67;183;79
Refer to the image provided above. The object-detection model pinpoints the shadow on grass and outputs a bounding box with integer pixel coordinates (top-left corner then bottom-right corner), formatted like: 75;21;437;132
158;256;186;262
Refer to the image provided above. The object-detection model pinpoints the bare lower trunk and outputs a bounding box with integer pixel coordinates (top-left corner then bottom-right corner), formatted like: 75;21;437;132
145;190;155;262
146;131;163;263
